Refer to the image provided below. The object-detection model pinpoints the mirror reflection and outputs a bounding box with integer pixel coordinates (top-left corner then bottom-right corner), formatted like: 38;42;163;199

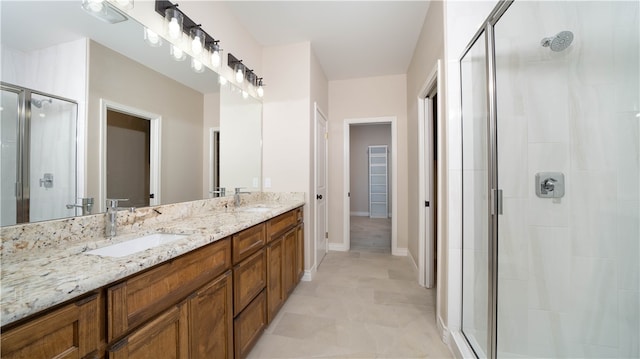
0;1;262;226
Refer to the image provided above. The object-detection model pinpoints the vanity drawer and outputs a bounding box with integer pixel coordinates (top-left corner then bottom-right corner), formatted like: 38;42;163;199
233;248;266;316
233;290;266;359
266;210;298;242
232;223;266;264
107;238;231;341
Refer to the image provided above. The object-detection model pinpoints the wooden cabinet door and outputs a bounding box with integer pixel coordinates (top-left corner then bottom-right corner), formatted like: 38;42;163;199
108;302;189;359
188;271;233;359
233;291;266;359
296;223;304;283
233;248;266;316
283;228;297;295
1;293;100;359
266;236;284;323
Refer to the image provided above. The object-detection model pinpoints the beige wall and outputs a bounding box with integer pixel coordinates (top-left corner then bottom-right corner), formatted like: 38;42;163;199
328;74;408;250
262;42;314;271
349;125;392;216
88;41;204;207
405;0;447;323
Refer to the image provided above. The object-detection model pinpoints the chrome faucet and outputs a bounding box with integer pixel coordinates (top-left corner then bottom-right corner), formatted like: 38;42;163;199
234;188;250;207
211;187;226;198
105;199;134;238
66;197;94;215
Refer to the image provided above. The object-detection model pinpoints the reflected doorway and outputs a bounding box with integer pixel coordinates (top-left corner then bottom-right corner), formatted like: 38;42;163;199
107;110;150;208
100;100;160;212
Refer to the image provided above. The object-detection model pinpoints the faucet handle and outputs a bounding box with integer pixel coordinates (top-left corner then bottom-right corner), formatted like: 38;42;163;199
106;198;129;208
235;187;246;194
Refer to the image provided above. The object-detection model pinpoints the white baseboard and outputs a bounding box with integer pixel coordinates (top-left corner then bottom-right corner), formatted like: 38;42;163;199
350;211;369;217
437;315;449;345
328;243;348;251
392;247;408;256
302;269;314;282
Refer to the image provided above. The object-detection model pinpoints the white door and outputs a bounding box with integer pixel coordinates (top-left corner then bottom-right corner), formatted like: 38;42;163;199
315;104;328;268
424;95;435;288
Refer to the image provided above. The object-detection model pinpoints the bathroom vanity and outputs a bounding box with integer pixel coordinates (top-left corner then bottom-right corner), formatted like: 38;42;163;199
0;193;305;359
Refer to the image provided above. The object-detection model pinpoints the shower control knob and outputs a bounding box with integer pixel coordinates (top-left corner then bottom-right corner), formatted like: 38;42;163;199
542;178;556;192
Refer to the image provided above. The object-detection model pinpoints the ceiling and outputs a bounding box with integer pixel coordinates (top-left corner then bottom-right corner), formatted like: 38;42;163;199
225;1;431;81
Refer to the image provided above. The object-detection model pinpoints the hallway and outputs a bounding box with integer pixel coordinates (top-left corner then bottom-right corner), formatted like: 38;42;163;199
247;218;451;358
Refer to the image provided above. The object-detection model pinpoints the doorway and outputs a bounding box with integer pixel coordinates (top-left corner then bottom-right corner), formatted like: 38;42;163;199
342;117;399;255
99;100;160;212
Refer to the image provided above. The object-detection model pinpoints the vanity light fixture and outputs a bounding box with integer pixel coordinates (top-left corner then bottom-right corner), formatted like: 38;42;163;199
81;0;128;24
207;40;222;68
190;26;205;55
256;78;264;98
164;6;183;40
191;58;205;73
144;27;162;47
170;44;186;61
227;53;264;98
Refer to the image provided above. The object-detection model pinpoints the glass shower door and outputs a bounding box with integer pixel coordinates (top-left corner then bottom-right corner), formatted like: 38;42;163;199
494;1;639;357
0;84;78;225
461;31;490;358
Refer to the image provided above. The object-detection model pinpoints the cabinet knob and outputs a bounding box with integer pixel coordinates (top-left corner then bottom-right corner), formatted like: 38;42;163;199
316;194;323;200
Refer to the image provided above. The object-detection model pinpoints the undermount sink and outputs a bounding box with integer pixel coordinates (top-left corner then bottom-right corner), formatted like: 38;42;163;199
85;233;189;258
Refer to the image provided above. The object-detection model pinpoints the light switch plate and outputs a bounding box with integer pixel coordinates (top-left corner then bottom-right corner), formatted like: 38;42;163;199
264;177;272;188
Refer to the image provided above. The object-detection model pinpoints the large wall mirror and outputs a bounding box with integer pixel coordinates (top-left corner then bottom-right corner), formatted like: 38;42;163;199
0;1;262;226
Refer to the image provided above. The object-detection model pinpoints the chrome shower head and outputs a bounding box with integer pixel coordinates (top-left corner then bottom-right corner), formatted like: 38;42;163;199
541;31;574;52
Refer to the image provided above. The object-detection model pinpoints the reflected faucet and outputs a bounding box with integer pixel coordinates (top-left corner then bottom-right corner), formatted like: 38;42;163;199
234;188;250;207
105;199;134;238
66;197;94;215
211;187;226;198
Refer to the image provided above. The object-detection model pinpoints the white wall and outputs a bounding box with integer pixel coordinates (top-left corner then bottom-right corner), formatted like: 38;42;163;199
349;124;391;216
328;74;408;251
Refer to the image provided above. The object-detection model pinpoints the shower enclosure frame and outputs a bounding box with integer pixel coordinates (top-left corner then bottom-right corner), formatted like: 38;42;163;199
458;1;513;358
1;82;79;224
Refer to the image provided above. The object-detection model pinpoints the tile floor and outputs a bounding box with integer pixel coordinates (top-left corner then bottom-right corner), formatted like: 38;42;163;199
247;217;452;358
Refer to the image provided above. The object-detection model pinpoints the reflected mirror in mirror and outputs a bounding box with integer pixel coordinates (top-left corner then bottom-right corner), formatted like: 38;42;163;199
0;1;262;226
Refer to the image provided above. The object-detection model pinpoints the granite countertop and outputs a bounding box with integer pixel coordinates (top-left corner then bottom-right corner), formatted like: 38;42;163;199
1;194;304;327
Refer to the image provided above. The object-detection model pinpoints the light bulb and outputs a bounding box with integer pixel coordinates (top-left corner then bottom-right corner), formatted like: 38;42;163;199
235;67;244;84
144;28;161;47
191;58;204;73
218;76;228;85
257;85;264;98
211;50;221;68
87;0;104;12
168;18;181;39
116;0;133;9
242;90;249;99
171;45;185;61
191;36;203;55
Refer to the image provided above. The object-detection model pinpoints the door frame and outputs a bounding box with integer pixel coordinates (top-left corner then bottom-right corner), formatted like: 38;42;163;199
99;99;161;212
418;60;443;289
209;127;220;198
313;102;329;272
342;116;399;255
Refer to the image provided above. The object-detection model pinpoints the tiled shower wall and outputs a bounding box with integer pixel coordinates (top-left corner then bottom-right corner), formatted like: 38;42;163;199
495;1;639;357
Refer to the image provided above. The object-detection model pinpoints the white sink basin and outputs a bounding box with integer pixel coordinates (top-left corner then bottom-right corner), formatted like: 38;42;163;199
86;233;189;258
